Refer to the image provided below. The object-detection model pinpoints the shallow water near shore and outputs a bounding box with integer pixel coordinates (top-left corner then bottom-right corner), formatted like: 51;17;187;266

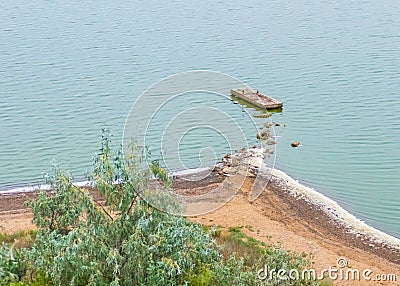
1;0;399;237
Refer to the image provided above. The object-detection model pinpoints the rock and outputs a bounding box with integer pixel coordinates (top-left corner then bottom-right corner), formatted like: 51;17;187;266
223;166;233;174
231;157;240;167
247;172;256;178
214;162;224;170
291;141;300;147
256;130;270;140
249;148;264;158
250;157;263;168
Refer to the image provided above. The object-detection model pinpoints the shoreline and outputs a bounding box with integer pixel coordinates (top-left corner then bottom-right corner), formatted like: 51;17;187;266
265;168;400;265
1;166;399;248
1;162;399;265
1;163;400;285
270;168;400;250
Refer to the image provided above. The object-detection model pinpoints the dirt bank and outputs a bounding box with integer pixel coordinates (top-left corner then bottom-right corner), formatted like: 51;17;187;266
1;171;399;285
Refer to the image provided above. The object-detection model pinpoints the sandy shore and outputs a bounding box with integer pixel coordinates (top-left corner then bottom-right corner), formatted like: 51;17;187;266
1;166;399;285
190;168;400;285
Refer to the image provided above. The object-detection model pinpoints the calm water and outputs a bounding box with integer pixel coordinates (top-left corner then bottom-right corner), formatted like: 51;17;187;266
1;0;399;237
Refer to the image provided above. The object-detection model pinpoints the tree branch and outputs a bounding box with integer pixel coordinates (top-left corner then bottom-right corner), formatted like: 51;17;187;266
93;198;114;221
73;185;114;221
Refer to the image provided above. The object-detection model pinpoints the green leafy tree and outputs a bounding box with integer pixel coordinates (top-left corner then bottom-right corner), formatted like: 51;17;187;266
27;130;219;285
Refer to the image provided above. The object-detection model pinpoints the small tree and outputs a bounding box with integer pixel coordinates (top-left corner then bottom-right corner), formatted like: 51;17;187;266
28;130;219;285
25;129;319;286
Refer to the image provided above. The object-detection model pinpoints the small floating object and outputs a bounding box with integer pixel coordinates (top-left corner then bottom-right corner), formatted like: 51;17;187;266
230;88;283;109
291;141;301;147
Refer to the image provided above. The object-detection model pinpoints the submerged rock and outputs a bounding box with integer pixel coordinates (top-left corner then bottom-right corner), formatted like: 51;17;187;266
256;130;270;140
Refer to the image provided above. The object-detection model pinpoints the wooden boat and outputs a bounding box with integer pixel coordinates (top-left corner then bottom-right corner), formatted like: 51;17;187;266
230;88;282;109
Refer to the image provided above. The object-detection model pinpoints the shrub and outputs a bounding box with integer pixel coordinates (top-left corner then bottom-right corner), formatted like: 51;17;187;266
0;243;20;285
210;228;318;286
27;131;220;285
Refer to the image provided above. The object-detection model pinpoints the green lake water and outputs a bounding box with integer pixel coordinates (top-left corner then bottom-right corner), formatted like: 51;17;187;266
0;0;399;237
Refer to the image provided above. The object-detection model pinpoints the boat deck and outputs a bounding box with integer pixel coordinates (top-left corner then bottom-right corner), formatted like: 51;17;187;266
230;88;282;109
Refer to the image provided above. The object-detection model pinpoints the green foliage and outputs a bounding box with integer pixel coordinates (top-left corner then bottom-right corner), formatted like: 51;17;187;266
187;263;212;285
0;231;36;245
149;160;172;189
9;271;52;286
207;228;318;286
0;232;50;286
140;188;182;215
26;130;219;285
3;129;318;285
316;279;334;286
208;254;253;285
0;243;20;284
29;172;92;234
228;226;243;233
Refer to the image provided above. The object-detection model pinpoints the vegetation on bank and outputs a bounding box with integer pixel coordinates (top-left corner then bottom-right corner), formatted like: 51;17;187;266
0;131;324;285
